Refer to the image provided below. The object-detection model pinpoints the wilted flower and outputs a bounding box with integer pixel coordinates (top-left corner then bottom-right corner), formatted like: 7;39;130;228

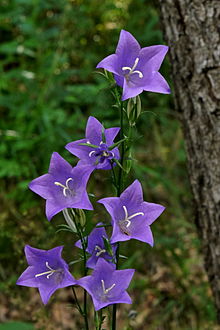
97;30;170;100
98;180;165;245
75;223;117;268
29;152;93;221
16;245;76;304
65;116;120;170
77;258;134;310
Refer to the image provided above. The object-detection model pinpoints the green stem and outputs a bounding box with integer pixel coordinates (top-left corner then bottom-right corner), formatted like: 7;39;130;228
112;94;125;330
72;212;89;330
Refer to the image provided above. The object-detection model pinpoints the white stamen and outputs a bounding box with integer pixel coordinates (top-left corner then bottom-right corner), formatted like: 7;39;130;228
35;262;57;279
122;57;143;79
100;141;104;145
121;205;144;228
95;245;106;257
54;177;73;197
101;279;116;294
86;140;90;144
89;150;96;157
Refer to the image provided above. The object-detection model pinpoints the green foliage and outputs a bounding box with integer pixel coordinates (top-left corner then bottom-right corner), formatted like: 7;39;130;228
0;322;34;330
0;0;217;329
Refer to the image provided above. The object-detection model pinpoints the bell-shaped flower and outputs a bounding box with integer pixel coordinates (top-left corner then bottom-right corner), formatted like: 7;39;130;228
97;29;170;100
16;245;77;304
75;223;117;269
29;152;93;221
65;116;120;170
98;180;165;245
77;258;134;311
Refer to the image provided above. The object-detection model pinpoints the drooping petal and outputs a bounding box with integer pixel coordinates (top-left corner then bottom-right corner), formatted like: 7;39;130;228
139;45;169;71
38;284;58;305
143;72;171;94
122;80;144;101
96;54;120;75
46;199;63;221
132;224;154;246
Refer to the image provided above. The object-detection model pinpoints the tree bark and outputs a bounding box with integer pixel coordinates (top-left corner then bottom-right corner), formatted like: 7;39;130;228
158;0;220;321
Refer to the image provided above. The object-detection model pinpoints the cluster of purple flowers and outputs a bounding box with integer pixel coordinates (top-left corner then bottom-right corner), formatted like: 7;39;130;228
17;30;169;314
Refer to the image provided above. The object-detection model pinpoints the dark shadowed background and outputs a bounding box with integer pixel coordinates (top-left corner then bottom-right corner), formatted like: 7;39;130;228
0;0;217;329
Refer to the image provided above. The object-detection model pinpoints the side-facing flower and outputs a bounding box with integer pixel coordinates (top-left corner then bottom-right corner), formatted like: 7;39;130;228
77;258;134;310
29;152;93;221
75;223;117;269
65;116;120;170
98;180;165;245
97;29;170;100
16;245;77;304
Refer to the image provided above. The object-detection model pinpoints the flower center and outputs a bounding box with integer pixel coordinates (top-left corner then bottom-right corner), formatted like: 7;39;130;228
35;261;62;279
88;142;114;164
95;245;106;257
122;57;143;80
101;279;116;295
119;205;144;235
54;178;74;197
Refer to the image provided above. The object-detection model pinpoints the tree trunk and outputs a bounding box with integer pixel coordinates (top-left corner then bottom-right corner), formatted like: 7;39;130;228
157;0;220;321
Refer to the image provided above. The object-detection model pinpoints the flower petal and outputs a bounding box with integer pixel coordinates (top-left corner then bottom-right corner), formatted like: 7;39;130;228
122;79;143;101
86;116;103;145
96;54;120;75
139;45;169;71
105;127;120;146
120;180;143;205
143;72;171;94
142;202;165;225
48;152;72;175
116;30;140;66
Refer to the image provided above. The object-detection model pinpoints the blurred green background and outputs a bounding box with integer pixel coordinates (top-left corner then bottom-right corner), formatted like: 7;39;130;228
0;0;217;329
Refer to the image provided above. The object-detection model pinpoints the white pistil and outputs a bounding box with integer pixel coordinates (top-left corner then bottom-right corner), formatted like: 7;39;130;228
95;245;106;257
54;178;73;197
35;262;57;279
89;150;96;157
122;205;144;228
122;57;143;79
101;279;116;294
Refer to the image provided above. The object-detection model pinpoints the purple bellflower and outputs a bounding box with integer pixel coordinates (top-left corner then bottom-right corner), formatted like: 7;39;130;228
97;30;170;100
65;116;120;170
77;258;134;310
29;152;93;221
98;180;165;245
75;223;117;269
16;245;77;304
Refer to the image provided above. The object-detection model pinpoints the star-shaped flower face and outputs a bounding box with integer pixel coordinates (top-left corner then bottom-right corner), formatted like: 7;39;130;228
75;223;117;269
98;180;165;245
77;258;134;311
29;152;93;221
65;116;120;170
97;30;170;100
16;245;77;304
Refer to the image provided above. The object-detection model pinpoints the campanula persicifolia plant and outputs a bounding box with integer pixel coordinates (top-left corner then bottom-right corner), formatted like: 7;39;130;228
17;29;170;329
